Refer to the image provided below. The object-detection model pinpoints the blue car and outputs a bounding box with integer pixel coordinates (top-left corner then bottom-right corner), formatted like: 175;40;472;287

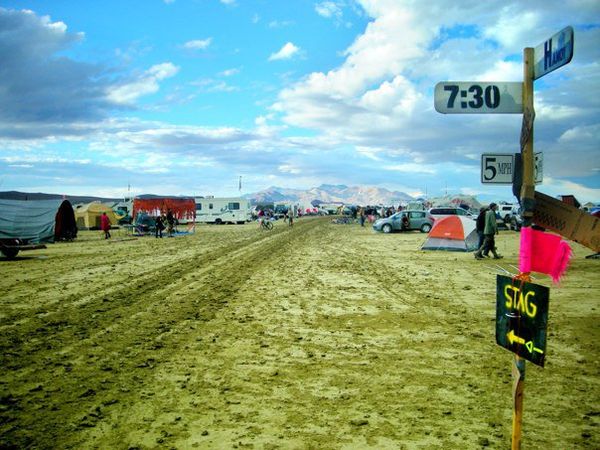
373;210;433;233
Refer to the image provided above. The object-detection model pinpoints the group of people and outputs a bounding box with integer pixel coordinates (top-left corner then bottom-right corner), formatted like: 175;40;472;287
474;203;503;260
256;208;294;228
154;209;175;238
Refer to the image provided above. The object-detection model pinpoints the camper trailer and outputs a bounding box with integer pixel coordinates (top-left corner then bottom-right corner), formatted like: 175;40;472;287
194;197;252;224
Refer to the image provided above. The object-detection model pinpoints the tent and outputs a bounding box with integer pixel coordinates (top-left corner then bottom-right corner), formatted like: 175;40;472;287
75;202;118;230
0;199;77;243
421;215;479;252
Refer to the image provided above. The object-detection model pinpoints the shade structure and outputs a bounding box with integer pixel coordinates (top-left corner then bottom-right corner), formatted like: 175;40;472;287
0;199;77;243
421;215;479;252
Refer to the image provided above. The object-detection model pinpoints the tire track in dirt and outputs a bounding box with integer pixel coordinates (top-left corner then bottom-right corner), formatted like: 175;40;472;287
0;219;322;449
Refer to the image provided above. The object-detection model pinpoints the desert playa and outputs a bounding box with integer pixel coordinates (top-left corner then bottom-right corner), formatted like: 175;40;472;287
1;217;598;449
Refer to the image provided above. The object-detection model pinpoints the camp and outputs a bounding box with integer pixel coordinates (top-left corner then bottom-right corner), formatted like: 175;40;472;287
421;215;479;252
74;202;119;230
0;199;77;258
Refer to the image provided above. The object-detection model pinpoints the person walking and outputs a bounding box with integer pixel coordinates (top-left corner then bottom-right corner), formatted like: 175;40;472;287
100;212;111;239
475;203;503;259
359;207;366;227
155;215;165;238
475;206;487;253
166;209;175;237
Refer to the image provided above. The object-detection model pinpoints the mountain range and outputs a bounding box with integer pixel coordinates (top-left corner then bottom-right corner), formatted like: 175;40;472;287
0;185;414;206
246;184;414;206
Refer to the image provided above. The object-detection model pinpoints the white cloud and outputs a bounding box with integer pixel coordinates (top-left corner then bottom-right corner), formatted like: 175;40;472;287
268;42;300;61
315;1;343;19
539;177;600;204
384;163;437;175
183;38;212;50
558;124;600;143
107;63;180;104
268;20;293;28
219;68;240;77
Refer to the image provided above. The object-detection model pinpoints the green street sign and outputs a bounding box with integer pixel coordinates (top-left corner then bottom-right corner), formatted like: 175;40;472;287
496;275;549;367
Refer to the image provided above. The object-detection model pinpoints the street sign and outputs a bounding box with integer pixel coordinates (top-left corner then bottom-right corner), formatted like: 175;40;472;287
481;153;514;184
533;26;574;80
534;152;543;183
434;82;523;114
496;275;549;367
482;152;543;185
533;191;600;252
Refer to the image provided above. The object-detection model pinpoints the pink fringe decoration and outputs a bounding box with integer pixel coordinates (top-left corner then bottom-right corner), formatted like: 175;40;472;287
519;227;573;284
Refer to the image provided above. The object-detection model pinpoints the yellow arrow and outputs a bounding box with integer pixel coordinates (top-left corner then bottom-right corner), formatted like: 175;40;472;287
507;330;526;345
525;341;544;354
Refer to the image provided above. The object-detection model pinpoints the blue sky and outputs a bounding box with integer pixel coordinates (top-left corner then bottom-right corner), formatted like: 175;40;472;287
0;0;599;203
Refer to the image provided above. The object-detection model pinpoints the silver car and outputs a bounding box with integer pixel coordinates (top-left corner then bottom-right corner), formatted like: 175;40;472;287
373;210;433;233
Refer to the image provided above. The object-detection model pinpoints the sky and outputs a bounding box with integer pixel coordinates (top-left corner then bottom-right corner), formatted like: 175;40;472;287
0;0;599;203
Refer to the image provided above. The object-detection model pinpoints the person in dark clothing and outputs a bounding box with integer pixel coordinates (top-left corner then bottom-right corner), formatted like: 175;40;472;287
475;203;503;259
475;206;487;254
401;214;409;231
155;215;165;238
166;209;175;237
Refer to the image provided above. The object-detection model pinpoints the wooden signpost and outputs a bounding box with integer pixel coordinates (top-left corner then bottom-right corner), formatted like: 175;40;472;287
435;25;576;449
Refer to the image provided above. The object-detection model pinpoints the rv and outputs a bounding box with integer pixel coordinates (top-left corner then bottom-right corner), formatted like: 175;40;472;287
194;197;252;224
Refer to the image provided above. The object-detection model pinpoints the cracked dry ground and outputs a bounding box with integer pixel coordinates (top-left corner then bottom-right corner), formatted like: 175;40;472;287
1;217;598;449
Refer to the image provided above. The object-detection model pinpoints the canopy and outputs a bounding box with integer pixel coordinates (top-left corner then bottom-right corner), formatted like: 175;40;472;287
421;215;478;252
0;199;77;243
133;198;196;222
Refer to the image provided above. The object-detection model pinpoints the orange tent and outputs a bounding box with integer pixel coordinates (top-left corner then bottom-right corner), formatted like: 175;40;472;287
421;215;478;252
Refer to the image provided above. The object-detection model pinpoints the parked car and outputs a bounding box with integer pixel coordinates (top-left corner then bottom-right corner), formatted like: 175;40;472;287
509;210;523;231
373;210;433;234
498;204;519;222
428;206;474;221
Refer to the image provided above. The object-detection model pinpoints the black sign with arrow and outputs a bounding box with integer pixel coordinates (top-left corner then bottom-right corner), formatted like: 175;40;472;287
496;275;550;367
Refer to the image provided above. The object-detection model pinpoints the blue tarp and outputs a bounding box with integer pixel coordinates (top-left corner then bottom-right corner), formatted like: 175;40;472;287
0;199;75;243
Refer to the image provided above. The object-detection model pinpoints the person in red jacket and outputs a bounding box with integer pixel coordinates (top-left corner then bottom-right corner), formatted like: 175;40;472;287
100;212;111;239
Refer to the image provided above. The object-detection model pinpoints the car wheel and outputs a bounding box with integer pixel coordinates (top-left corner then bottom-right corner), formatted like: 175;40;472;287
420;223;432;233
382;224;392;234
1;247;19;259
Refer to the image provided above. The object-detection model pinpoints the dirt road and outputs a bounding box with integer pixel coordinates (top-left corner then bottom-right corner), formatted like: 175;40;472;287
1;217;598;449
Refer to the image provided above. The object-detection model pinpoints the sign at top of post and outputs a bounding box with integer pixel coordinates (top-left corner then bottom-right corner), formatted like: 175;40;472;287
533;26;574;80
434;82;523;114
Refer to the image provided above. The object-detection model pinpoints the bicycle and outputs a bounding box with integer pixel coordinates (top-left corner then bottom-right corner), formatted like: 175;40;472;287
259;219;273;230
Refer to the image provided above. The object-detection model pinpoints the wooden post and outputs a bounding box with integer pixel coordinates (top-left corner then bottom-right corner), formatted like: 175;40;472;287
512;354;526;449
521;47;536;222
512;46;535;450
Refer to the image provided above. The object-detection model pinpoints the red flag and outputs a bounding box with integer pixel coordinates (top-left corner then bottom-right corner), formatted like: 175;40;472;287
519;226;572;284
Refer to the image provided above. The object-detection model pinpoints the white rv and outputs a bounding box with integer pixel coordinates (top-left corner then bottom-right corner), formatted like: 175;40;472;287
194;197;252;224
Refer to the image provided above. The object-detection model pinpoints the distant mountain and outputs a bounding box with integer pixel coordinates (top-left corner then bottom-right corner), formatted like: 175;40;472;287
246;184;414;206
2;186;413;207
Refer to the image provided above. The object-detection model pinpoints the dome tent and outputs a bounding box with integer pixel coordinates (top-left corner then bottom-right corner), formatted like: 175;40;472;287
75;202;118;230
0;199;77;243
421;216;479;252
